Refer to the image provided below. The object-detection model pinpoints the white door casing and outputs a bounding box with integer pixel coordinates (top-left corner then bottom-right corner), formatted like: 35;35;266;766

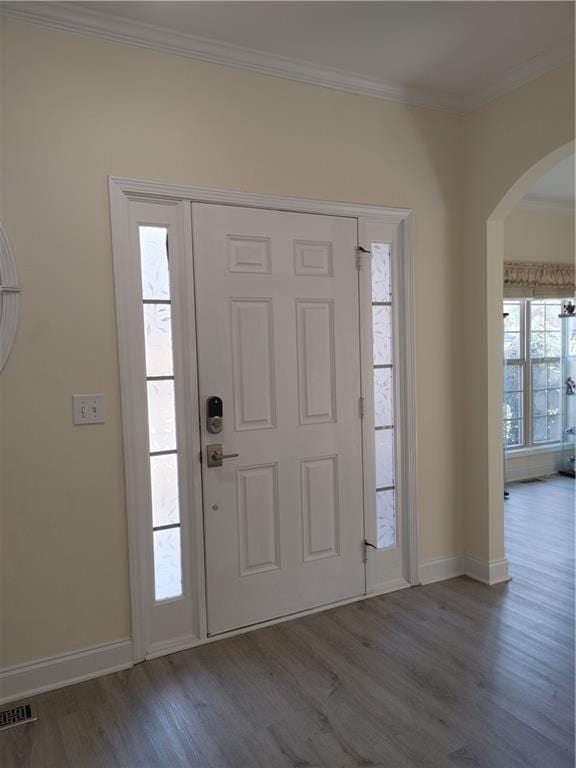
192;204;365;634
109;177;417;661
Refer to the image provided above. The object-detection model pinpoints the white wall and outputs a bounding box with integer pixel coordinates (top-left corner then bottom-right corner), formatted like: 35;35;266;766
0;20;464;668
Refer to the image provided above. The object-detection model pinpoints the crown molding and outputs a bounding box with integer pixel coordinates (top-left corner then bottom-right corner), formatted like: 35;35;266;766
519;196;575;214
462;45;573;112
1;1;571;115
0;1;462;112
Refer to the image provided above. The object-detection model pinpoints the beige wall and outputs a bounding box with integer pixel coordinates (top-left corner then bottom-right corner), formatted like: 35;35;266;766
503;205;574;482
504;206;575;265
1;19;573;670
0;21;464;668
462;65;574;563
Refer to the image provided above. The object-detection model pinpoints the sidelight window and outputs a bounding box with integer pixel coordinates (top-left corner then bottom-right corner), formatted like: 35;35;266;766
139;226;183;601
371;243;396;549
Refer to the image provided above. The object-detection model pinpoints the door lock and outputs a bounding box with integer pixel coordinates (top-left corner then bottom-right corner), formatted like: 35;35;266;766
206;396;223;434
207;444;239;468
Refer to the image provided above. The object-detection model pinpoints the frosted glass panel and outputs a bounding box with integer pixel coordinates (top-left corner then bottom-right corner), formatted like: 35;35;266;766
143;303;174;377
140;226;170;300
373;306;392;366
147;380;176;452
372;243;391;303
375;428;395;488
376;489;396;549
153;528;182;601
374;368;393;428
150;453;180;528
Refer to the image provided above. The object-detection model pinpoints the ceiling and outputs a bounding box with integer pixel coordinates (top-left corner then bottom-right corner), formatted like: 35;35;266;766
1;1;573;112
523;155;575;207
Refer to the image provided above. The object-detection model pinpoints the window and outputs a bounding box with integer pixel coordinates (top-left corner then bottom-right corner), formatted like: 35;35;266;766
503;298;568;450
139;226;183;601
371;243;396;548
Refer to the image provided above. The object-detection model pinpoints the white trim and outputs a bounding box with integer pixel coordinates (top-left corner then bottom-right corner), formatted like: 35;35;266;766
0;1;457;113
518;197;575;214
110;196;203;660
462;46;573;113
1;2;570;115
109;177;417;661
419;555;465;585
358;218;419;590
109;186;151;662
0;641;132;706
397;215;419;586
112;177;411;223
0;224;20;373
507;442;562;457
419;554;512;586
463;555;511;586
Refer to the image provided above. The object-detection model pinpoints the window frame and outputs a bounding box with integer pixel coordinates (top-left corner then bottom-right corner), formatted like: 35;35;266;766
504;297;567;452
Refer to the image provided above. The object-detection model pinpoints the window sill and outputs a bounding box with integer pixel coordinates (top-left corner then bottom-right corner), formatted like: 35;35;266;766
506;443;562;457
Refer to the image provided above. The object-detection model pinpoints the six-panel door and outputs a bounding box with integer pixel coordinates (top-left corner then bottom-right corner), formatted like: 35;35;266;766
192;204;366;634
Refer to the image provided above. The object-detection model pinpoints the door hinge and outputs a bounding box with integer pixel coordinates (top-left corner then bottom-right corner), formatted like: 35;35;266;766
364;539;378;562
359;396;365;419
356;246;371;270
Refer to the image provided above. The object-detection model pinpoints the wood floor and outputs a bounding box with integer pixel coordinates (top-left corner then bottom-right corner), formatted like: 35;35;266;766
1;476;574;768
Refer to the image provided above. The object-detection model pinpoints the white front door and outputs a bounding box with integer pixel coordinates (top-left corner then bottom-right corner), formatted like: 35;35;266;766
192;204;366;635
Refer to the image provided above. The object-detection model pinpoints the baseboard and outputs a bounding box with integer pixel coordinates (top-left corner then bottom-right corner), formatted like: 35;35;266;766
0;557;508;705
463;555;511;585
419;554;511;587
419;555;465;584
0;639;133;705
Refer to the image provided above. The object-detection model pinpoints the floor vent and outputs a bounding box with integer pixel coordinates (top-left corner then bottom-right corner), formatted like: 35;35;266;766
0;703;37;731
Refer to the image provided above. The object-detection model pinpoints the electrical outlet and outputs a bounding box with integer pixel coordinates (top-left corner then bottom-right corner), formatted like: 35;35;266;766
72;394;105;425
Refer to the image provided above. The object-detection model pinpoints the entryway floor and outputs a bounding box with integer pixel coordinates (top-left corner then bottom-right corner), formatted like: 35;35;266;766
1;476;573;767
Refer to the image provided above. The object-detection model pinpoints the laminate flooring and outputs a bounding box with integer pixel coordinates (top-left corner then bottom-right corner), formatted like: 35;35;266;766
1;475;574;767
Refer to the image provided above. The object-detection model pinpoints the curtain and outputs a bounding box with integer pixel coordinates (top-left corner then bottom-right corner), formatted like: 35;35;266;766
504;261;575;299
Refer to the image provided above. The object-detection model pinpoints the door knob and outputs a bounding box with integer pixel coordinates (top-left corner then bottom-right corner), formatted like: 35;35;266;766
207;444;239;468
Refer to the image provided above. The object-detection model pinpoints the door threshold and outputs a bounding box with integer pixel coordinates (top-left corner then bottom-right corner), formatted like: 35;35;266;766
208;592;367;638
146;578;411;660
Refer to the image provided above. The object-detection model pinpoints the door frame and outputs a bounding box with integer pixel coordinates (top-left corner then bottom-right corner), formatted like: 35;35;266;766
109;176;418;663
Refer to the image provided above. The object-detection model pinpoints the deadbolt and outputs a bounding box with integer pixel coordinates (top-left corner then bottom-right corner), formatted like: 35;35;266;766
206;396;223;434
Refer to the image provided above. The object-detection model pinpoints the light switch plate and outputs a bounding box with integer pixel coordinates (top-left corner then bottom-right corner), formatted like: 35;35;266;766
73;394;105;425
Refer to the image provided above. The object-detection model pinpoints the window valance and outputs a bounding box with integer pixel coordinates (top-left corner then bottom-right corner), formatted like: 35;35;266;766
504;261;575;299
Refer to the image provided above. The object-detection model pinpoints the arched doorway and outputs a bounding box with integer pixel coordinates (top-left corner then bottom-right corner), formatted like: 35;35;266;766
485;140;575;573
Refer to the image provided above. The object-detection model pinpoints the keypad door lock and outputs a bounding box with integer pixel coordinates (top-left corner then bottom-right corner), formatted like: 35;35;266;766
206;396;223;434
